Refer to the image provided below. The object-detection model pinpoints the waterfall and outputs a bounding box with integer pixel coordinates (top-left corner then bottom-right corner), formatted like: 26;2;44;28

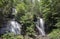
36;18;45;36
0;8;21;35
8;19;21;35
0;19;22;35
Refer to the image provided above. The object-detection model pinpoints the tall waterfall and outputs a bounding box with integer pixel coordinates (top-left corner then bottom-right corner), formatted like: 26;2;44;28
36;18;45;36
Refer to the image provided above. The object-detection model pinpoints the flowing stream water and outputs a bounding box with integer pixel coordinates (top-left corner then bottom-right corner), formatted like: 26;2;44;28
36;18;45;36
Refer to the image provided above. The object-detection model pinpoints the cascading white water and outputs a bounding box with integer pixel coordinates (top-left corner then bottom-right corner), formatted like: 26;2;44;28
0;21;21;34
8;19;21;35
0;8;22;35
0;19;22;35
39;18;45;36
36;18;45;36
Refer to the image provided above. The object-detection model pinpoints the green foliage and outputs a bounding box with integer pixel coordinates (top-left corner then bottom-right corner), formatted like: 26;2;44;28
40;0;60;27
16;2;27;21
48;29;60;39
15;1;35;35
55;22;60;27
0;0;60;39
1;33;23;39
40;0;60;39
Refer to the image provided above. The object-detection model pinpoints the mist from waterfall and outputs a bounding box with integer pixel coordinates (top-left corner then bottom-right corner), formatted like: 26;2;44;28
36;18;45;36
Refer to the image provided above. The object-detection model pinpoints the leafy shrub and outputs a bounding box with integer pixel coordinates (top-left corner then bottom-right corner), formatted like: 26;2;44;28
48;29;60;39
1;33;23;39
55;22;60;28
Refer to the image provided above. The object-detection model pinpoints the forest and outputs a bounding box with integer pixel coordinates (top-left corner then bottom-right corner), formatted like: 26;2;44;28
0;0;60;39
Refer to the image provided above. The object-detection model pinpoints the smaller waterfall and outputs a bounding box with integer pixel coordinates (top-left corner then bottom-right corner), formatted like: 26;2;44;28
36;18;45;36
